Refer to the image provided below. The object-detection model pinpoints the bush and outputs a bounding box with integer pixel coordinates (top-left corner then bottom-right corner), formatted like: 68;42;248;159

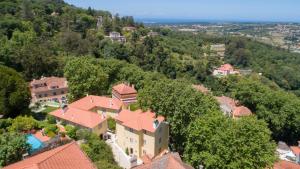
44;124;59;135
46;115;56;124
107;117;116;132
9;116;38;132
76;129;91;140
65;125;78;140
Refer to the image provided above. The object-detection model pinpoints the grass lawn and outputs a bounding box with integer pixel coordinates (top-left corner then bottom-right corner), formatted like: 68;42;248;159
33;106;59;121
42;106;59;114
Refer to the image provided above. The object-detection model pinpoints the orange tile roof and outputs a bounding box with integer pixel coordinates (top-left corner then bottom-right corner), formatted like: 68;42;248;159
115;109;165;133
3;142;96;169
216;96;252;118
71;95;122;111
50;107;106;128
113;83;137;95
134;152;194;169
218;64;234;71
232;106;252;117
273;160;300;169
30;77;68;93
291;146;300;155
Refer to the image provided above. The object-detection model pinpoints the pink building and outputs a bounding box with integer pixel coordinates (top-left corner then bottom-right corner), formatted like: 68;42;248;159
216;96;252;119
213;64;239;77
29;77;68;104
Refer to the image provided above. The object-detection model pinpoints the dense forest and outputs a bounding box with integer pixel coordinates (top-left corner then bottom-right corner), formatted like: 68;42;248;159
0;0;300;168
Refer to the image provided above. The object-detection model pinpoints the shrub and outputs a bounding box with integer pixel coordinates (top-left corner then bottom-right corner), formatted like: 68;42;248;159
76;129;91;140
107;117;116;132
9;116;38;132
44;124;59;135
46;115;56;124
65;125;78;140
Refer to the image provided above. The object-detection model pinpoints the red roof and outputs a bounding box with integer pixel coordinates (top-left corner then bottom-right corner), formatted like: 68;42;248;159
218;64;234;71
115;109;165;133
216;96;252;118
30;77;68;93
134;153;193;169
113;83;137;95
291;146;300;155
50;107;106;128
3;142;96;169
71;95;122;111
273;160;300;169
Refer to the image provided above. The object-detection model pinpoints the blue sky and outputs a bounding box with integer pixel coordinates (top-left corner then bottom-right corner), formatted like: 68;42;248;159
64;0;300;22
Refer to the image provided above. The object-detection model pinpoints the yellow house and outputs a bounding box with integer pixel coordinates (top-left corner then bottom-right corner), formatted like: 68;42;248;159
115;109;169;159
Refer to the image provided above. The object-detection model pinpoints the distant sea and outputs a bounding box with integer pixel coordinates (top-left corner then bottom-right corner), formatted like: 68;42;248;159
135;18;299;25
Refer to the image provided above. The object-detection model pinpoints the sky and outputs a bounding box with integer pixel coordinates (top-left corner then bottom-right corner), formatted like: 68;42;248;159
64;0;300;22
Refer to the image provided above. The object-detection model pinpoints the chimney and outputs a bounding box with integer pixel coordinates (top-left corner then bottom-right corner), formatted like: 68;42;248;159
102;112;106;119
153;119;159;129
90;97;93;103
62;104;68;115
132;84;135;89
298;141;300;147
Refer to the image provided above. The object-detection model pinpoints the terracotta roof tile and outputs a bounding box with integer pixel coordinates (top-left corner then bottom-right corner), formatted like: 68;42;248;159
50;107;105;128
216;96;252;118
3;142;96;169
115;109;165;133
134;153;193;169
113;83;137;95
291;146;300;155
71;95;122;111
273;160;300;169
30;77;68;93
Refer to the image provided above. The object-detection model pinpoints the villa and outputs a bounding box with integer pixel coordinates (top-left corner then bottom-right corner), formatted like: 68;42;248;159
3;142;96;169
115;109;169;159
216;96;252;119
29;77;68;104
108;32;126;43
49;83;137;136
112;83;138;107
213;64;239;77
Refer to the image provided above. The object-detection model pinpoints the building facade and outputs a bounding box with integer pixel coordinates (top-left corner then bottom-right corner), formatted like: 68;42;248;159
213;64;239;77
115;109;169;159
112;83;137;107
29;77;68;104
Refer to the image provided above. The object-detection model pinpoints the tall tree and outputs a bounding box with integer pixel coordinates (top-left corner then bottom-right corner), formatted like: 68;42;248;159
184;114;276;169
0;65;30;117
64;57;108;101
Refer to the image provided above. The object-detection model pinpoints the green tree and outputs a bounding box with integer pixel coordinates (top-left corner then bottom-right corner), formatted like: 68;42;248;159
9;116;38;132
0;65;30;117
0;132;30;167
64;57;108;101
184;114;276;169
138;80;219;153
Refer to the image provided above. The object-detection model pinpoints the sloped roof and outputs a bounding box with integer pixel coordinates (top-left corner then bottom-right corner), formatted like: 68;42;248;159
216;96;252;118
218;64;234;71
3;142;96;169
134;153;194;169
112;83;137;95
50;107;105;128
273;160;300;169
115;109;165;133
291;146;300;155
30;77;68;92
71;95;122;111
232;106;252;117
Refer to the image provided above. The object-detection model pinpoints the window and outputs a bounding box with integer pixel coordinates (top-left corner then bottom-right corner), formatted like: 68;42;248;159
38;94;42;98
130;138;133;143
143;139;146;145
143;150;147;154
129;128;133;132
159;137;162;143
61;91;65;94
143;130;147;134
53;92;57;96
98;123;102;129
44;94;48;97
